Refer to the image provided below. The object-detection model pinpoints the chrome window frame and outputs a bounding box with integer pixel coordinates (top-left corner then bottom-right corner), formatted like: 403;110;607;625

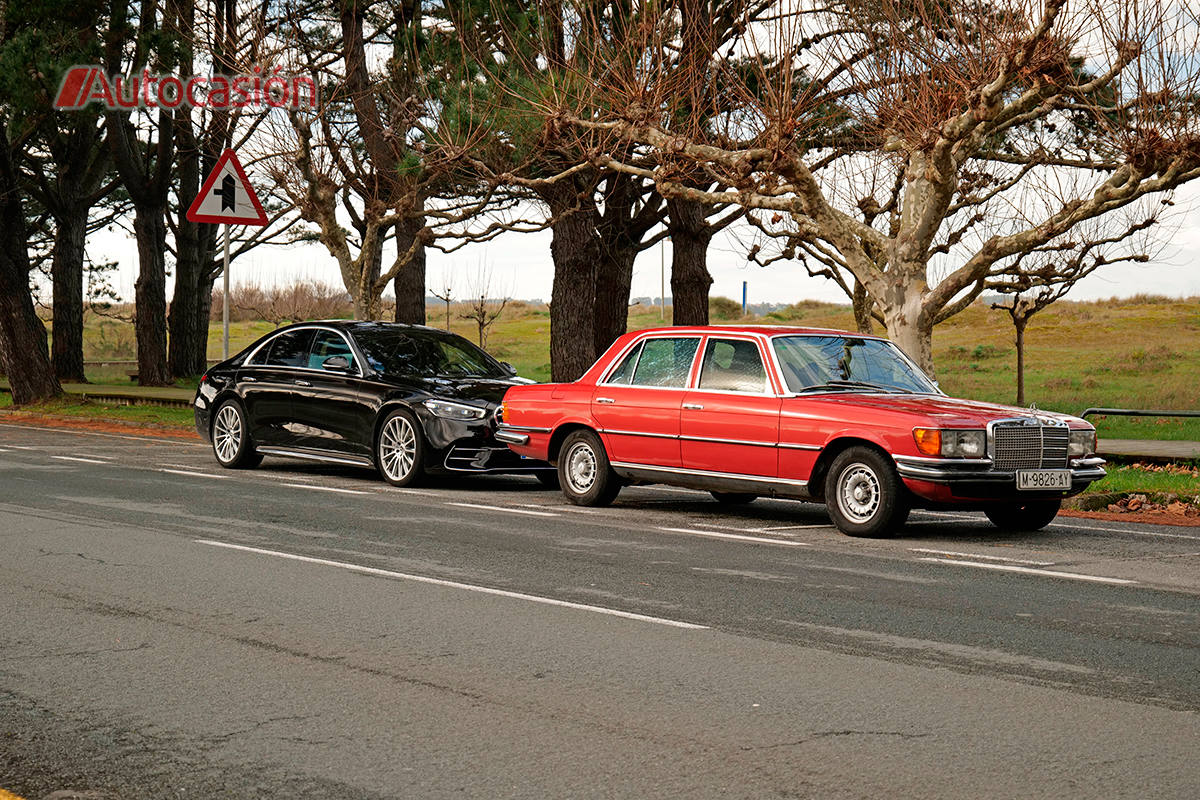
243;325;365;378
597;333;704;391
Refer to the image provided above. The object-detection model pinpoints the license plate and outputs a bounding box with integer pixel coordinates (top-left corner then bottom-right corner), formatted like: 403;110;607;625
1017;469;1071;490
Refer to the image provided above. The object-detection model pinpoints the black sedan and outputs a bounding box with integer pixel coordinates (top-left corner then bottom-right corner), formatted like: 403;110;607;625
193;321;555;486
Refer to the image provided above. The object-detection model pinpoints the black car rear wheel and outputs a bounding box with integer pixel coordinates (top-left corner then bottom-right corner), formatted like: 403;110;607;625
824;447;908;538
376;408;426;486
985;500;1061;531
211;400;262;469
558;430;621;506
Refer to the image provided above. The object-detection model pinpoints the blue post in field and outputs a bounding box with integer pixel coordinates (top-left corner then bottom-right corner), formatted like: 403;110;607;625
741;281;747;315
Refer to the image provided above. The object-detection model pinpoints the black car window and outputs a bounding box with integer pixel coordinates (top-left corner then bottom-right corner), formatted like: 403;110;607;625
262;329;314;368
698;338;767;393
603;343;642;385
309;330;356;371
354;329;507;379
630;337;699;388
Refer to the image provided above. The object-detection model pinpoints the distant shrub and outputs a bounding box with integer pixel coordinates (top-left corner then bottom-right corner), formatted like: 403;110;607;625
971;344;1007;360
709;296;743;320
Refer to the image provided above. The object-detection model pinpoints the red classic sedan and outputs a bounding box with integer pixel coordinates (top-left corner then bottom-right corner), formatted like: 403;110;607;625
494;326;1106;537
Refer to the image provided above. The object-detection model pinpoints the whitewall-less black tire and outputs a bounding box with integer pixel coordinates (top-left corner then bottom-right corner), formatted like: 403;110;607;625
824;446;909;537
558;430;621;506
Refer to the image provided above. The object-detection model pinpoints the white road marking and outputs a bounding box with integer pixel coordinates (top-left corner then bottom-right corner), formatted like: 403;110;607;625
193;539;707;630
517;503;596;514
1050;523;1200;541
4;445;40;450
918;558;1136;585
447;502;559;517
281;483;369;495
50;455;110;465
0;447;9;452
910;548;1055;566
158;468;230;480
658;527;810;547
384;487;437;496
747;523;833;532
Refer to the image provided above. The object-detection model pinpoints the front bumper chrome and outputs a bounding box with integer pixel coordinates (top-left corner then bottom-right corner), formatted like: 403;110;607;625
894;454;1106;484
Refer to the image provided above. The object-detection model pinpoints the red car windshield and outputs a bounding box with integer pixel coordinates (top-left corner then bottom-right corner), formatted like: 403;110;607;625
772;336;937;394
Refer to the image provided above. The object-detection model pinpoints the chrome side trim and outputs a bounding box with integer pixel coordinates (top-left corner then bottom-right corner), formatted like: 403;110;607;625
681;434;776;448
498;424;552;433
494;430;530;445
600;428;680;440
779;442;823;451
610;460;807;489
256;446;373;467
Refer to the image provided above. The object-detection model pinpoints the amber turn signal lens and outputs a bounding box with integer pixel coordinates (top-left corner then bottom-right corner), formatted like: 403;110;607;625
913;428;941;456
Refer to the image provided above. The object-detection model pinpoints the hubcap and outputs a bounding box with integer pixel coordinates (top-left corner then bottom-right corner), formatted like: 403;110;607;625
837;463;880;523
379;415;417;481
213;405;242;463
565;441;598;494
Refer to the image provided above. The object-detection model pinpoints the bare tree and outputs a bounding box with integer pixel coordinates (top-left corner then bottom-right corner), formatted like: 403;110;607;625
459;261;509;349
989;211;1160;404
431;270;455;332
547;0;1200;375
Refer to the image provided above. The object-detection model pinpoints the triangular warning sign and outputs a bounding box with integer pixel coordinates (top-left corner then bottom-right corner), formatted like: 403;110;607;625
186;149;268;226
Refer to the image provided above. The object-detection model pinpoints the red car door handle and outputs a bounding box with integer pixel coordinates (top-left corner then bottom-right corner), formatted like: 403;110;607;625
682;403;704;410
596;397;616;404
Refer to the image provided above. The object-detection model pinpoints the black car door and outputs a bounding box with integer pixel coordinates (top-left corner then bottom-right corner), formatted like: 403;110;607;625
239;328;313;445
286;329;374;457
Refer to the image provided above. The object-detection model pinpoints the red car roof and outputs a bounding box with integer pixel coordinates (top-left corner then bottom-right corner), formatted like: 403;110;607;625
630;324;885;339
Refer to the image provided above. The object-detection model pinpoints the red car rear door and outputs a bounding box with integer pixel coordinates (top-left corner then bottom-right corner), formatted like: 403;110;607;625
680;336;782;477
591;335;701;468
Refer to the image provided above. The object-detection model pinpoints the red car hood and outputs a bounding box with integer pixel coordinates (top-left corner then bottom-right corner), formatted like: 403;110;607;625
793;393;1086;428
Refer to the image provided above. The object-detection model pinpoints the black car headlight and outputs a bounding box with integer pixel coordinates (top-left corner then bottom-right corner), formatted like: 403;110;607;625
423;399;487;421
1069;429;1097;458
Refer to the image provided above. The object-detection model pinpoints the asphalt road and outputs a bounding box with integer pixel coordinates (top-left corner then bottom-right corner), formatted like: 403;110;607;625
1;421;1198;799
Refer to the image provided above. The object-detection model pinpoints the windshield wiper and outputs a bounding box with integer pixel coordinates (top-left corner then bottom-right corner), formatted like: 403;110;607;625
797;380;910;394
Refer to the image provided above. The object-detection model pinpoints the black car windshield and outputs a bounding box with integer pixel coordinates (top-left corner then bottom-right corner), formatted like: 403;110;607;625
354;329;508;379
772;336;938;394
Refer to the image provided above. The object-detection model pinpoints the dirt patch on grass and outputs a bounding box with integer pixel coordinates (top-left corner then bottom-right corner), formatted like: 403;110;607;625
1058;508;1200;527
0;410;200;440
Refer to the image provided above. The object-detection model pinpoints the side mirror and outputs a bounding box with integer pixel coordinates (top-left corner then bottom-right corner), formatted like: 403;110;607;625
500;361;517;376
322;355;351;372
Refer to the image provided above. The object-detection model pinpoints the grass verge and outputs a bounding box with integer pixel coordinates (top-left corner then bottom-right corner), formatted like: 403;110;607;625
0;393;194;428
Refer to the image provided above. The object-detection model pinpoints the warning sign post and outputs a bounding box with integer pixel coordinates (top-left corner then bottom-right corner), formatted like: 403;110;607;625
187;149;268;359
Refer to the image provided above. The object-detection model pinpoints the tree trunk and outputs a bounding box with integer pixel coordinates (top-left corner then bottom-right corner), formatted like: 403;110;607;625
1014;317;1027;407
667;198;713;326
852;280;875;335
549;207;600;381
882;282;935;378
392;216;427;325
51;208;88;383
132;209;172;386
593;244;635;357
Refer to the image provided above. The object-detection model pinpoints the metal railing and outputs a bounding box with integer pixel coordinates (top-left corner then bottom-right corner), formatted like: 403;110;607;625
1081;408;1200;420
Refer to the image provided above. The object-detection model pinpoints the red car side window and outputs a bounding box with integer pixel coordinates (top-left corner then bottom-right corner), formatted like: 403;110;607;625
630;338;699;387
698;339;766;393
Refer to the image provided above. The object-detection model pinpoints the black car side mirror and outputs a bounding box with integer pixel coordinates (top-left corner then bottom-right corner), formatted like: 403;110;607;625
322;355;351;372
500;361;517;376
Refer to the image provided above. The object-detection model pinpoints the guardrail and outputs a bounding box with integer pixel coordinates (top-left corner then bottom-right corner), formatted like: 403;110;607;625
1082;408;1200;420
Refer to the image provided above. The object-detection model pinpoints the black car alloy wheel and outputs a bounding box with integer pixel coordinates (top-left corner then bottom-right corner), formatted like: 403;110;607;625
211;400;262;469
376;408;425;486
